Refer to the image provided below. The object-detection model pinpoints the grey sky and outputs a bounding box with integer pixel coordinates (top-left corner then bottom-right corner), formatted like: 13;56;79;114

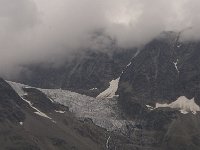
0;0;200;77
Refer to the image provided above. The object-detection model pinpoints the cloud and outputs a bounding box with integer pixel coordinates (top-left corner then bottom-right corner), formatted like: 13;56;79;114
0;0;200;77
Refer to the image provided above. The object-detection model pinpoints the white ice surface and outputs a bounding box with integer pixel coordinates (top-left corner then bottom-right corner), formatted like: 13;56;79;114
8;81;134;131
41;88;132;131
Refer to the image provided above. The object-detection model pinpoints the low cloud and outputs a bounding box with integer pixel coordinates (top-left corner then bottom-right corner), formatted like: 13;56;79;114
1;0;200;77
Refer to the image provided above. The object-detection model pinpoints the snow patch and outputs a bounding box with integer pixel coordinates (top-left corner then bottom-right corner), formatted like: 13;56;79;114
156;96;200;114
89;88;98;91
98;60;132;99
177;44;181;48
41;87;134;131
55;110;65;114
146;105;154;111
97;78;120;99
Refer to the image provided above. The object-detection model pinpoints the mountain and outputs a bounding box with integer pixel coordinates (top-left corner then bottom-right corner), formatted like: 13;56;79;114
118;31;200;116
0;78;105;150
16;49;137;97
3;31;200;150
117;31;200;149
3;77;157;150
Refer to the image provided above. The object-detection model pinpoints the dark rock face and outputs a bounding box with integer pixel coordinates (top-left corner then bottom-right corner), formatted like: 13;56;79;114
0;78;143;150
22;87;68;113
117;32;200;149
16;49;137;97
0;78;25;123
0;78;107;150
3;31;200;150
118;32;200;115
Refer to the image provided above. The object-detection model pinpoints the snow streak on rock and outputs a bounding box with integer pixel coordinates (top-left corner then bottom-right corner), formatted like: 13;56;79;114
106;136;111;149
7;81;28;96
146;105;154;111
89;88;98;91
173;59;179;74
8;81;52;120
21;97;52;120
55;110;65;113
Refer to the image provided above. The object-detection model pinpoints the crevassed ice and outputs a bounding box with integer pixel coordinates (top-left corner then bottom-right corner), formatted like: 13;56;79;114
8;81;134;131
156;96;200;114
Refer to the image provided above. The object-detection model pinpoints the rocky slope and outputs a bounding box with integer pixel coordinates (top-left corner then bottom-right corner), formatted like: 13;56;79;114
1;78;141;150
3;31;200;150
0;78;106;150
16;49;137;97
118;31;200;116
116;32;200;149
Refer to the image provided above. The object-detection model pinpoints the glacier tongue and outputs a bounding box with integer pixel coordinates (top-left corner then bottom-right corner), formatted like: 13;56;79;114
41;88;133;131
8;81;134;131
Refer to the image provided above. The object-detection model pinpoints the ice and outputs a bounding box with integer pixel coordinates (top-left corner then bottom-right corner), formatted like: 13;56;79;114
8;81;134;131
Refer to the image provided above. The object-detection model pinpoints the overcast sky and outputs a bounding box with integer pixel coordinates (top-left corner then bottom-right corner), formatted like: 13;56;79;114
1;0;200;77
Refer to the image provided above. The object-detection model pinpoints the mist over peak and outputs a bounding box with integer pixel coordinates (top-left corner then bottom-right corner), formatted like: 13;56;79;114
1;0;200;77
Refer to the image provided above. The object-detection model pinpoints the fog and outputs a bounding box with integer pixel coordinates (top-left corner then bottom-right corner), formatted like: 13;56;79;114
1;0;200;77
